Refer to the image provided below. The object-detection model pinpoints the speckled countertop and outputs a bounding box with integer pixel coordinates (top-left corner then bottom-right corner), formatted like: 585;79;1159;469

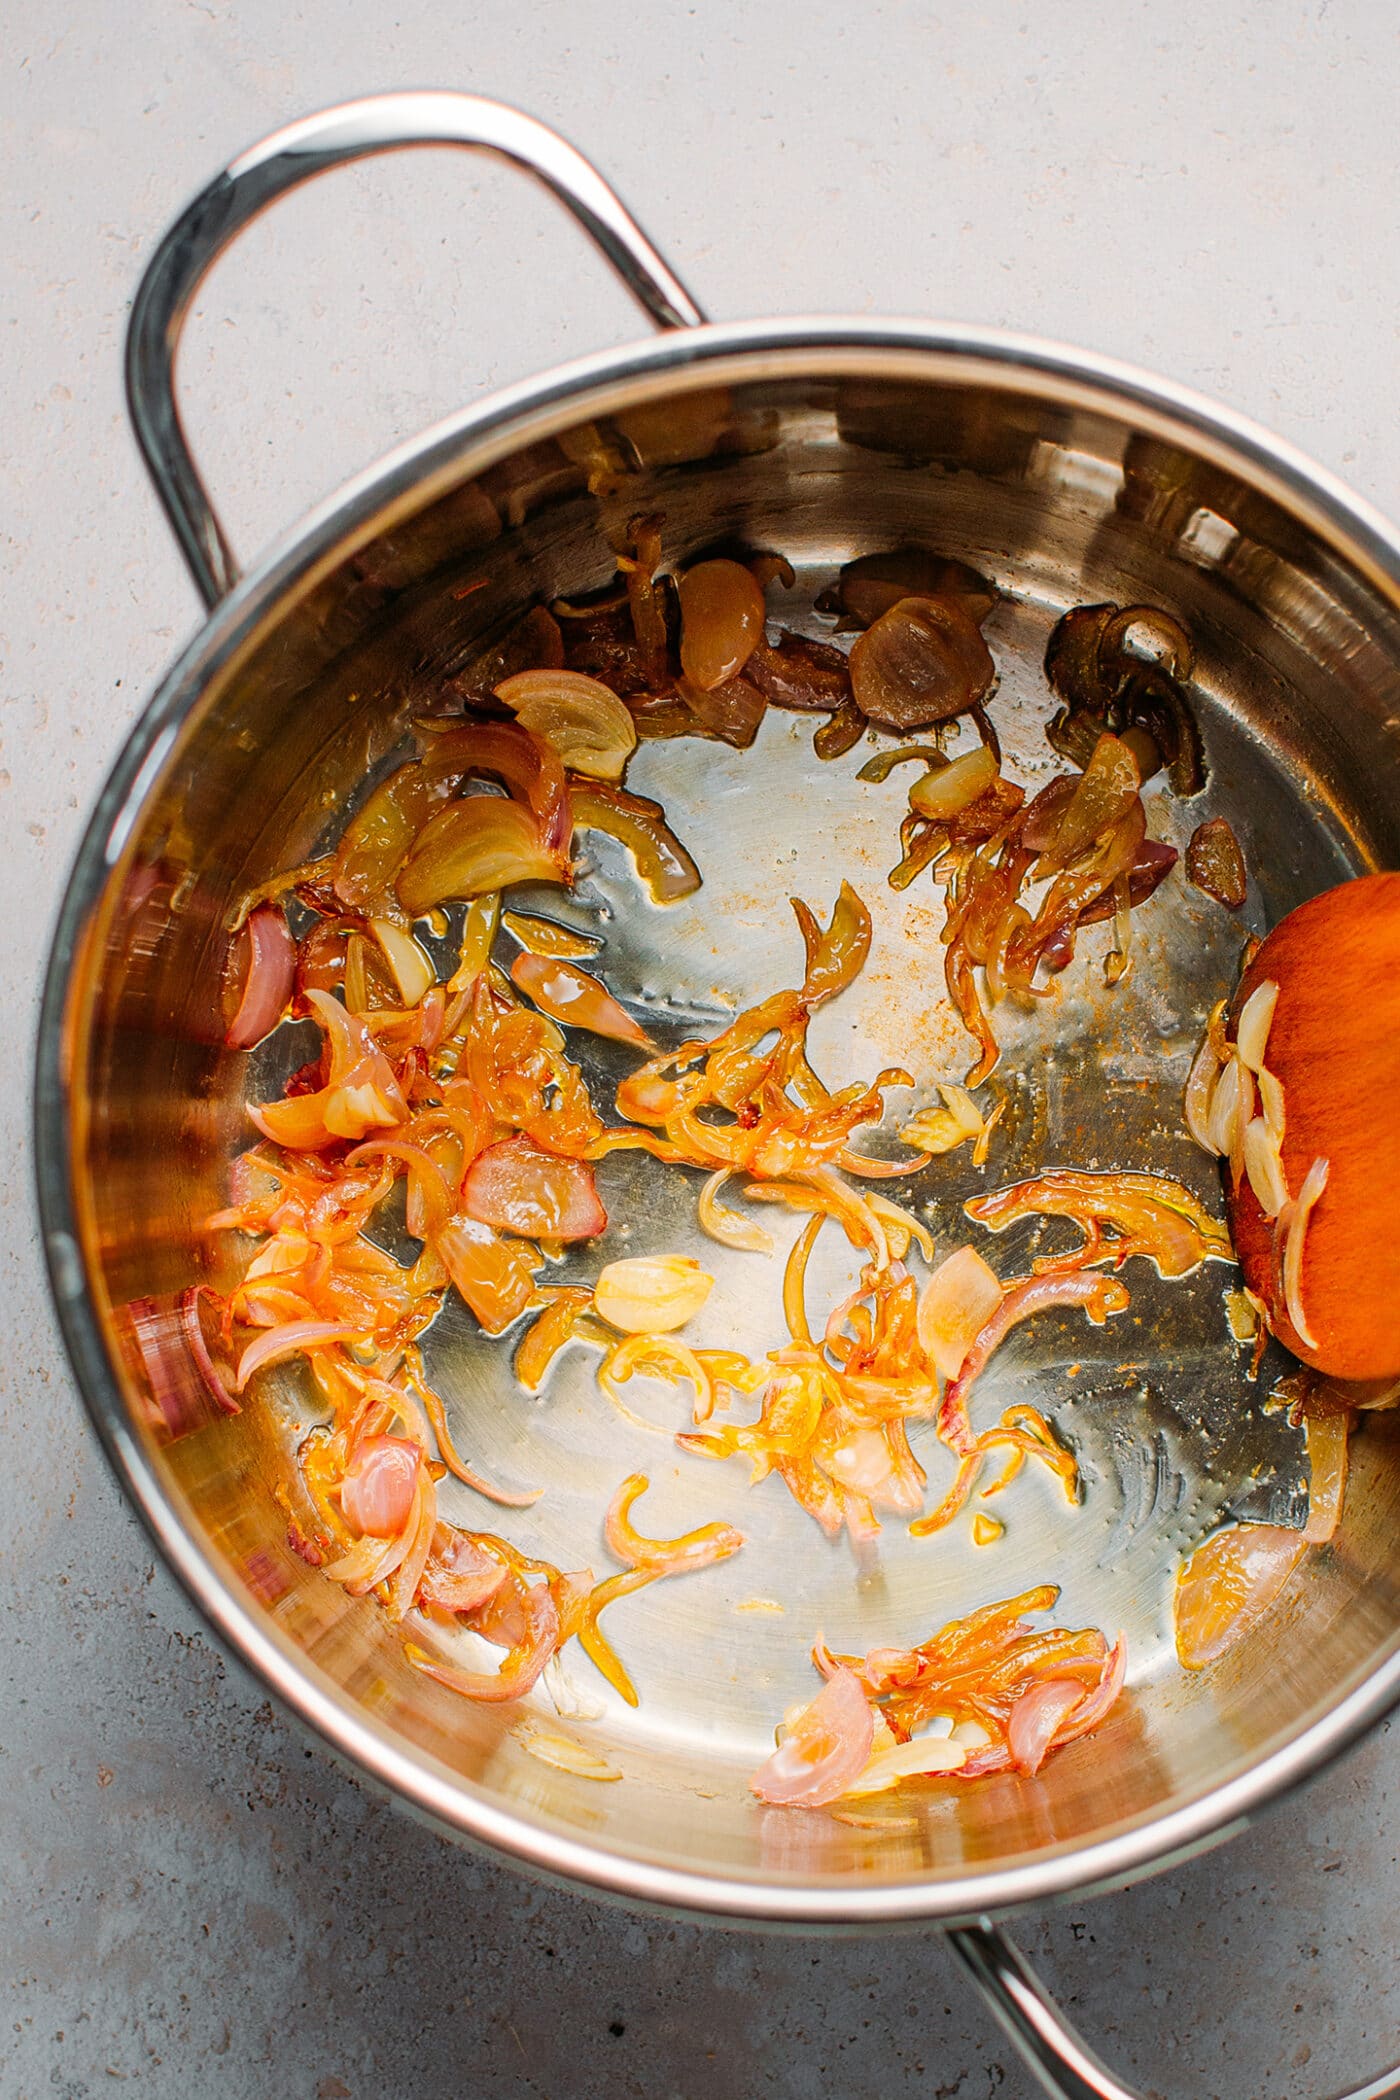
5;4;1399;2095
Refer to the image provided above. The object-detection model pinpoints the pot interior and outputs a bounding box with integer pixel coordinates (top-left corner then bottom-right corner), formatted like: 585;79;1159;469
51;344;1400;1916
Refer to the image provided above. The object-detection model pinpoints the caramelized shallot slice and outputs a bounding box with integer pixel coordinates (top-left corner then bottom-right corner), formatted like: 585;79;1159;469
225;904;296;1049
514;1287;595;1393
839;1733;968;1796
436;1216;540;1335
791;882;872;1008
497;669;637;781
849;596;995;731
397;797;565;915
1277;1156;1329;1352
938;1272;1130;1454
677;559;767;689
1051;1636;1127;1744
1303;1406;1351;1545
917;1245;1003;1380
406;1577;561;1703
698;1170;775;1256
1184;1012;1225;1153
866;1192;935;1262
1075;836;1179;923
251;989;407;1150
604;1473;744;1575
338;721;570;914
965;1167;1231;1278
1187;817;1248;908
1173;1523;1306;1668
462;1136;607;1243
1036;734;1141;871
746;631;853;713
908;745;1000;822
234;1320;362;1392
570;782;702;903
370;918;436;1008
749;1667;875;1807
1006;1679;1086;1776
501;910;602;961
1243;1117;1288;1219
1234;979;1279;1073
510;951;652;1049
419;1531;511;1615
595;1256;714;1334
823;548;996;629
1206;1052;1253;1167
340;1435;421;1539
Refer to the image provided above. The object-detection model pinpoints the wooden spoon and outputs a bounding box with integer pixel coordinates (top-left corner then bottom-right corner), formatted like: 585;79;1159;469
1227;871;1400;1382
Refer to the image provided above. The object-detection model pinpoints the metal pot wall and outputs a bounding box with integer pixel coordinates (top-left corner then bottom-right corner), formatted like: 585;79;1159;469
34;94;1400;2100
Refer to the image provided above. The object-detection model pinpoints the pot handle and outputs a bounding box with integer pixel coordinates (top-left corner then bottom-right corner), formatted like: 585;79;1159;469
948;1919;1400;2100
125;92;706;612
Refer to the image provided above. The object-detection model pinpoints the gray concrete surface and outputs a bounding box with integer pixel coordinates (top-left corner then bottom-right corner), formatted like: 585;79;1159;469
5;2;1400;2094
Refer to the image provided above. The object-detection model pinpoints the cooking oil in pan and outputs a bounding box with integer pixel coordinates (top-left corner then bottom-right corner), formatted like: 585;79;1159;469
346;578;1352;1763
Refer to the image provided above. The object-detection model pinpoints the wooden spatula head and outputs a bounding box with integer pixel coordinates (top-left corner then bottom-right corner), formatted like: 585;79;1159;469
1228;871;1400;1381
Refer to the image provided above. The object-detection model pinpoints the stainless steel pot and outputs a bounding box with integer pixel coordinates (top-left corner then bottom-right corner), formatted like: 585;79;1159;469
35;94;1400;2100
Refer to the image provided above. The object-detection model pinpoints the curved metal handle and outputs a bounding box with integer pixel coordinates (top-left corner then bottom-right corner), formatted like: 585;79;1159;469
948;1920;1400;2100
125;91;707;611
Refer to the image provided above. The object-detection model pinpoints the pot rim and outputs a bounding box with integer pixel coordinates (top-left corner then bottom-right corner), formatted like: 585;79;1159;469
35;316;1400;1925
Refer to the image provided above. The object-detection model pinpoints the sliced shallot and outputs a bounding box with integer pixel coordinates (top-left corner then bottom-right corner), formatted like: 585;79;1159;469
226;904;297;1049
749;1668;875;1807
938;1272;1130;1454
677;559;767;690
792;882;872;1009
1006;1679;1086;1776
1052;1635;1128;1743
1242;1117;1288;1219
1234;979;1279;1072
603;1473;744;1576
1186;817;1247;908
397;796;565;916
1276;1156;1330;1352
917;1245;1003;1380
1174;1523;1306;1668
594;1256;714;1335
462;1136;607;1243
510;951;652;1049
370;919;436;1008
1206;1052;1253;1165
908;746;999;823
436;1215;540;1335
340;1435;421;1539
570;781;702;903
419;1531;511;1615
849;596;995;731
840;1734;968;1796
406;1578;561;1703
698;1170;775;1255
1184;1018;1224;1153
496;668;638;781
1302;1406;1350;1545
234;1320;362;1392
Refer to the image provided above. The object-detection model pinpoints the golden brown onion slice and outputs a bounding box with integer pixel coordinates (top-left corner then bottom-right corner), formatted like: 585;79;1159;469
849;596;995;731
677;559;767;689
